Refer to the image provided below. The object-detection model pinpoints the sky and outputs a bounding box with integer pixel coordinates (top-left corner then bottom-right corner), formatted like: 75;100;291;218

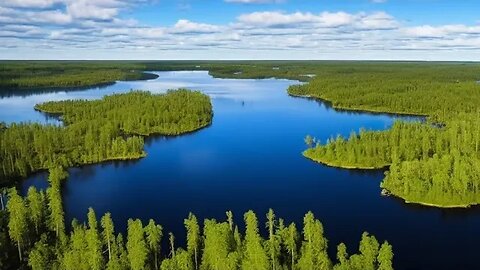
1;0;480;60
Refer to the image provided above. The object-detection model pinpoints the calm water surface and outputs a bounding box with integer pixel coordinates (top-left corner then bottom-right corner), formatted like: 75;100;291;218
3;71;478;270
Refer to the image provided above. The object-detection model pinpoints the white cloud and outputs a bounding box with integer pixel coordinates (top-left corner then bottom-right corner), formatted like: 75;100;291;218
0;3;479;61
355;12;398;30
404;24;480;38
237;11;319;27
236;10;397;30
66;0;119;21
171;20;221;34
1;0;61;8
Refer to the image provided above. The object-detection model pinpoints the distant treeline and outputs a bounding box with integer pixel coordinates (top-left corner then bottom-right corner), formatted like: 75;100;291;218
0;61;158;90
0;89;212;186
290;62;480;207
9;60;477;91
0;168;394;270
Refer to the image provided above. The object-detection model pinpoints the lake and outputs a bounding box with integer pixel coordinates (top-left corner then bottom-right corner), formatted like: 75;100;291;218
4;71;479;270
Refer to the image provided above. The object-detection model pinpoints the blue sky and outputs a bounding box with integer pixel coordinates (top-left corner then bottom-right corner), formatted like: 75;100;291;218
1;0;480;60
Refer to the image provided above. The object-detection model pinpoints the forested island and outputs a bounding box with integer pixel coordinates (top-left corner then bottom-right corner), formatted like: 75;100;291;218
288;64;480;207
0;89;212;186
0;168;393;270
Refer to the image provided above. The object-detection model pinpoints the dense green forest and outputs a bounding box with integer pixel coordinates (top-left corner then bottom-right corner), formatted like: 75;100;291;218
0;168;393;270
289;63;480;207
0;61;158;90
0;89;212;186
0;60;315;91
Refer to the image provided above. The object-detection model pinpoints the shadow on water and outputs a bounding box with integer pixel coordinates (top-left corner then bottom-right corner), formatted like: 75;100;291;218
290;94;426;122
0;82;116;98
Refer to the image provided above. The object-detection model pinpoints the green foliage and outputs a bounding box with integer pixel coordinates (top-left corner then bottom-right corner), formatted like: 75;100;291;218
6;188;28;262
145;219;163;270
333;233;390;270
47;167;67;239
242;211;269;270
1;181;394;270
127;219;148;270
0;61;158;90
184;213;200;270
377;242;394;270
291;62;480;207
265;209;280;270
28;234;52;270
87;208;104;270
62;221;89;270
101;213;115;262
26;187;46;234
0;211;18;269
0;89;212;186
297;212;331;270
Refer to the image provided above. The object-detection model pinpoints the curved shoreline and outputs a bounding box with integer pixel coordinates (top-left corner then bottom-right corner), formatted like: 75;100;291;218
290;91;475;210
304;147;479;208
288;92;429;119
381;188;477;208
303;152;389;170
2;72;159;93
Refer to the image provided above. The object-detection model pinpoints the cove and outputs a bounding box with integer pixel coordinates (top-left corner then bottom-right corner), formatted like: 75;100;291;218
2;71;477;270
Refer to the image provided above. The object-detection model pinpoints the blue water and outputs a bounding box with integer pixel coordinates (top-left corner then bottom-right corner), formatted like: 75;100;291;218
3;71;478;270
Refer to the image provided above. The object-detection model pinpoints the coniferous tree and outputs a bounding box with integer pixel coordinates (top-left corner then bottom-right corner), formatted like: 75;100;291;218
26;187;46;235
265;209;280;270
145;219;163;270
127;219;148;270
101;212;115;261
6;188;28;262
377;242;393;270
242;211;269;270
28;234;52;270
86;208;104;270
297;212;331;270
184;213;200;270
334;243;349;270
201;219;239;270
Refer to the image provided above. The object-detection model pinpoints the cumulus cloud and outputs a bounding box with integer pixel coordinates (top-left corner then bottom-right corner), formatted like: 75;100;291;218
171;20;222;34
403;24;480;38
66;0;120;21
235;11;397;30
1;0;61;8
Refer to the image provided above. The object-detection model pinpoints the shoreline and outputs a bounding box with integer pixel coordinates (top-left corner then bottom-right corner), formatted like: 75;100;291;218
288;92;429;118
382;188;477;208
303;152;389;170
290;91;471;210
2;71;159;92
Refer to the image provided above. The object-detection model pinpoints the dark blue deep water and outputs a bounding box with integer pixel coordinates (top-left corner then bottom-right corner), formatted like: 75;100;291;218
4;71;478;270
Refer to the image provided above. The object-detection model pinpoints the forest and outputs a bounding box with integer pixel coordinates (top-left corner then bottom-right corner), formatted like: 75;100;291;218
290;63;480;207
0;61;158;90
0;167;393;270
0;89;212;186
